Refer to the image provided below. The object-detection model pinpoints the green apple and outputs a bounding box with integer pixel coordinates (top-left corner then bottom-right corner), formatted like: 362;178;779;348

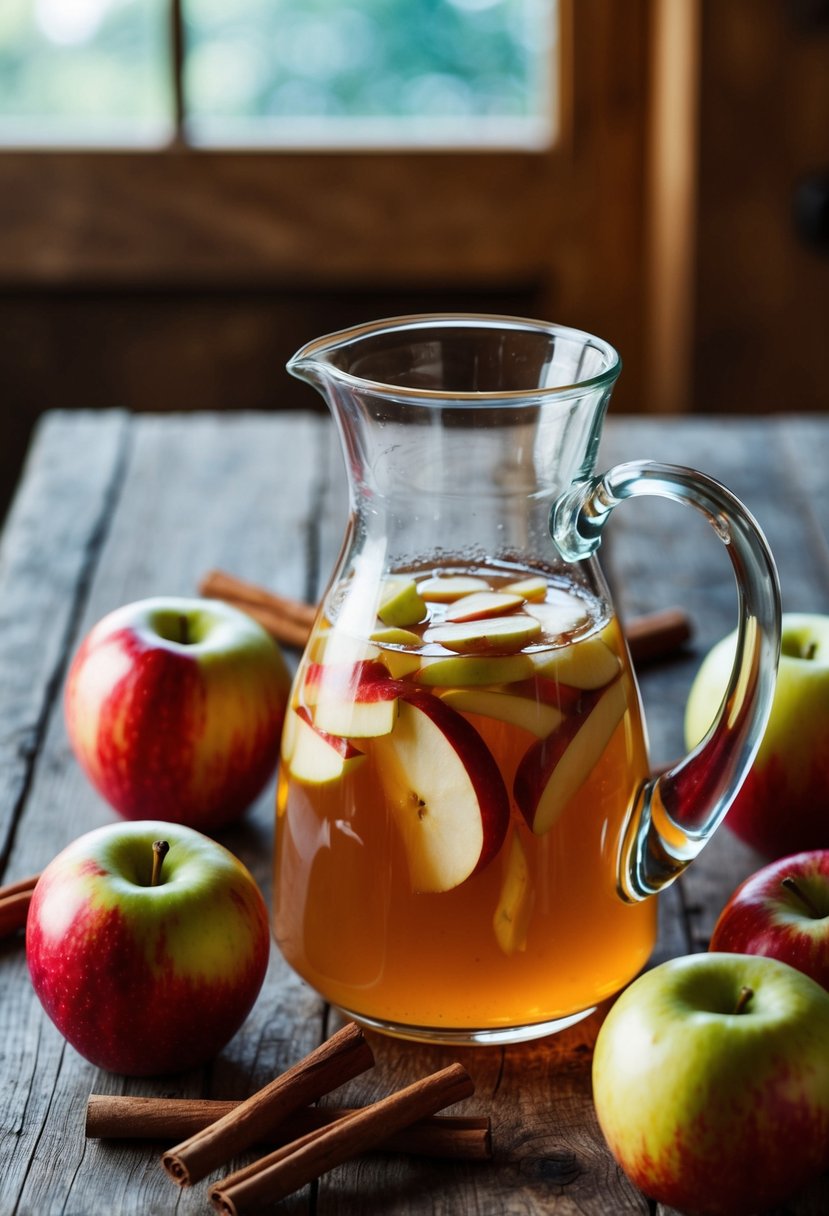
685;613;829;857
592;952;829;1216
26;821;270;1076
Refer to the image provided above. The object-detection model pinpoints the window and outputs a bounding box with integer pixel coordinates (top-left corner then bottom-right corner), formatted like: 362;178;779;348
0;0;556;148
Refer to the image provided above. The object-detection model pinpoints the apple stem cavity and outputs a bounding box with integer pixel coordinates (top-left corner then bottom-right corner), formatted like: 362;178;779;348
781;875;823;919
151;840;170;887
734;985;754;1016
178;613;190;645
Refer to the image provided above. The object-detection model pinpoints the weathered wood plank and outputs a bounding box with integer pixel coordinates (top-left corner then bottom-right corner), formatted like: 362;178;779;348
2;412;823;1216
1;413;328;1216
0;411;128;873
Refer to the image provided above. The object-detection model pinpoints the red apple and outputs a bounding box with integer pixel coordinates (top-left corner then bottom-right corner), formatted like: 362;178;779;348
592;952;829;1216
64;596;291;831
685;613;829;857
710;850;829;990
371;690;509;892
26;821;270;1075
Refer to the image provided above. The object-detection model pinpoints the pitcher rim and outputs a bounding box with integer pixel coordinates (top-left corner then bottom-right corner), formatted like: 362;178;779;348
287;312;622;403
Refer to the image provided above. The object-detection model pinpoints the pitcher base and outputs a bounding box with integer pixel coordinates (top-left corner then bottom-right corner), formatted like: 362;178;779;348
333;1003;597;1046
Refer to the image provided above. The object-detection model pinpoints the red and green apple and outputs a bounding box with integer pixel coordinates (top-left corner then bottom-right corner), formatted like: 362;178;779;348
710;850;829;990
592;951;829;1216
65;596;291;831
685;613;829;857
26;821;270;1075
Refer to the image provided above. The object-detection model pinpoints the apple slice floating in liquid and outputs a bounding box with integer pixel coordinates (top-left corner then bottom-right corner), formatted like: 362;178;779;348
439;687;565;738
415;652;534;688
503;576;548;602
304;660;405;738
444;591;526;622
426;614;542;655
371;691;510;893
493;829;535;955
287;708;366;785
514;678;628;835
530;634;622;690
417;575;491;602
377;577;428;628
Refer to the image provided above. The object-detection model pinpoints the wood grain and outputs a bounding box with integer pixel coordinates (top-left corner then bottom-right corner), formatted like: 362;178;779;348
0;412;826;1214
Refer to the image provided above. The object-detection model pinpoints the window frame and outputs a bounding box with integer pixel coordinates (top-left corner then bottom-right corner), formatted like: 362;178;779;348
0;1;670;411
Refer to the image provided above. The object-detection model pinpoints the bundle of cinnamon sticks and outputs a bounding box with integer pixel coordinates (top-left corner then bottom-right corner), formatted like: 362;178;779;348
198;568;693;663
86;1022;490;1214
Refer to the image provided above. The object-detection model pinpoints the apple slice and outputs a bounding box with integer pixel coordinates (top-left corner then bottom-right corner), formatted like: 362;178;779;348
308;629;379;667
280;703;300;765
426;614;542;655
525;595;591;639
415;652;534;688
439;687;565;738
530;634;622;690
503;576;548;603
417;575;492;602
444;591;526;622
304;660;405;737
377;577;427;628
514;678;628;835
493;830;535;954
287;708;366;785
371;691;509;892
369;627;423;678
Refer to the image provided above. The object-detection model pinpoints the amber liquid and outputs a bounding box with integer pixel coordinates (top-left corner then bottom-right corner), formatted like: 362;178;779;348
274;566;655;1039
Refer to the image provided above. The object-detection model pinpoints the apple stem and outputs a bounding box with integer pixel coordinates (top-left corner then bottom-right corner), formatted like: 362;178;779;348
781;875;822;919
151;840;170;887
734;985;753;1015
804;640;818;660
178;614;190;645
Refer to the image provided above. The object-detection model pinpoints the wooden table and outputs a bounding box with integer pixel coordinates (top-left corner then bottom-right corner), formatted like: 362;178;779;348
1;410;827;1216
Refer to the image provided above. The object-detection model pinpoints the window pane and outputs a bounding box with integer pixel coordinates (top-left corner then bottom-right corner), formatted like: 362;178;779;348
0;0;172;145
183;0;557;148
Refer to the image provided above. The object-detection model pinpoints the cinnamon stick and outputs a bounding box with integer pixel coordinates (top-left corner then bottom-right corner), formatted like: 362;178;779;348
623;607;693;664
198;567;692;662
208;1062;475;1216
161;1021;373;1187
87;1094;491;1160
0;874;39;938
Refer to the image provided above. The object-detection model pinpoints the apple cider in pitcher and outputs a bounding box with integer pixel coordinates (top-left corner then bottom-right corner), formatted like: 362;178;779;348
273;562;654;1041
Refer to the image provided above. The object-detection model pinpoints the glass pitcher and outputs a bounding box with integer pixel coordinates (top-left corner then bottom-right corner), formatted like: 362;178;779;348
274;314;780;1045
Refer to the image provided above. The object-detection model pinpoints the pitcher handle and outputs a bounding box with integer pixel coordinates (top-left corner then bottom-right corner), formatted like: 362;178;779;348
551;460;781;901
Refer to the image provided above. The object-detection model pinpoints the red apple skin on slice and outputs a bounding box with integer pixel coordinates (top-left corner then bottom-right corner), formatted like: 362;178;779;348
302;659;412;738
287;708;366;785
372;691;510;893
514;679;628;835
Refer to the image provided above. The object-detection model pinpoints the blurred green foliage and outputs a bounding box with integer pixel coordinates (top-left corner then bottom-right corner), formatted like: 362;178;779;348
0;0;551;136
